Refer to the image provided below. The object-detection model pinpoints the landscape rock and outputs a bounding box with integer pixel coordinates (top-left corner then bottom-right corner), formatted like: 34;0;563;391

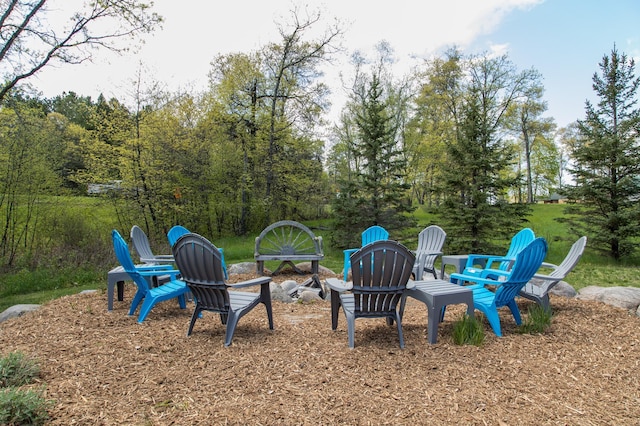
280;280;299;294
0;304;41;323
227;262;256;275
298;290;323;303
548;280;578;298
269;282;293;303
577;286;640;312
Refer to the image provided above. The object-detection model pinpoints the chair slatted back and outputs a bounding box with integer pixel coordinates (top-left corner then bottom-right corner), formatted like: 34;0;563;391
499;228;536;270
547;236;587;280
362;225;389;246
172;233;229;312
494;238;548;308
167;225;190;247
112;230;150;293
350;240;415;317
414;225;446;279
130;225;156;261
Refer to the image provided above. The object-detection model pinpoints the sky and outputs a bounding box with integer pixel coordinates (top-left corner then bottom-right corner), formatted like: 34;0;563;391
29;0;640;130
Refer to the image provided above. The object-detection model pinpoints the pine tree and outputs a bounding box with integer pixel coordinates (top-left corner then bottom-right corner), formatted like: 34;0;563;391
429;51;534;253
562;47;640;260
331;74;415;247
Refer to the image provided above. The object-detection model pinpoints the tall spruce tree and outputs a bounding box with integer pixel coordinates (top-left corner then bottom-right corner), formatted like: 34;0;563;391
562;47;640;260
428;51;534;253
331;74;415;247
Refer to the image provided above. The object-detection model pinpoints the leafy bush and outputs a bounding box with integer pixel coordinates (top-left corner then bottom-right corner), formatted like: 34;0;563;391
0;387;51;426
0;352;39;388
518;304;552;334
452;314;485;345
0;352;51;425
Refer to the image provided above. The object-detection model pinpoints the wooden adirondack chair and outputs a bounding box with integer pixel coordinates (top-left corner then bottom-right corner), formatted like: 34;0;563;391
412;225;446;280
327;240;415;349
449;237;548;337
519;236;587;310
172;233;273;347
111;230;188;323
342;225;389;281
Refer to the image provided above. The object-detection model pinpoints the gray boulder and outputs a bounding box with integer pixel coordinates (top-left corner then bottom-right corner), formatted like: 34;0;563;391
0;304;41;323
549;280;578;299
577;286;640;312
227;262;256;275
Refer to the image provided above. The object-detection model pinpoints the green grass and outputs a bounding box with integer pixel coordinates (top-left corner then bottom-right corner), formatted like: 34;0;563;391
1;200;640;313
452;314;485;345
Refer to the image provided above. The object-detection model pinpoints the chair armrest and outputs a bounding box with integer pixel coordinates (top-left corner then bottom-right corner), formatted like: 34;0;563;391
228;277;272;289
449;272;503;287
465;254;492;269
532;273;559;281
325;277;352;292
140;255;174;263
478;268;510;279
138;269;180;280
343;248;358;256
135;264;174;271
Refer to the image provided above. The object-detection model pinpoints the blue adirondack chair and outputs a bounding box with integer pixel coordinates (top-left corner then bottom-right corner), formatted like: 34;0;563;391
167;225;190;247
112;230;188;323
461;228;536;279
449;237;548;337
167;225;228;280
343;225;389;281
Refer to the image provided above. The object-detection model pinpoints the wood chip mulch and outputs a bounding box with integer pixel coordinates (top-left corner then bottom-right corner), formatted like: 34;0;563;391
1;272;639;425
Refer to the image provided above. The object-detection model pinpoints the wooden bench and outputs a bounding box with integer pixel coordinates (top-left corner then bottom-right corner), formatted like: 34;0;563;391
254;220;324;275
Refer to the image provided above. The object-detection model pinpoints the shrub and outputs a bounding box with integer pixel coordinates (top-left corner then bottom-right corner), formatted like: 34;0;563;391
0;387;51;425
518;304;552;334
0;352;40;388
452;314;485;345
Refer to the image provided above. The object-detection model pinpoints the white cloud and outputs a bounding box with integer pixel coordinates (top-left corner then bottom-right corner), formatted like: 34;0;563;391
31;0;542;104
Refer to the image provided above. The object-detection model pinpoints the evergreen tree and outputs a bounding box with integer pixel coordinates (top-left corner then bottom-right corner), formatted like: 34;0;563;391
427;51;534;253
562;47;640;260
332;74;415;247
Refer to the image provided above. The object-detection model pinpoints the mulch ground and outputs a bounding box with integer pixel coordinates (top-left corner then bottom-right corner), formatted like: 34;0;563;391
1;271;639;425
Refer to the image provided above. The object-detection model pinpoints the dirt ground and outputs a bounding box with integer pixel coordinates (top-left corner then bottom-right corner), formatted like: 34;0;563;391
1;271;639;425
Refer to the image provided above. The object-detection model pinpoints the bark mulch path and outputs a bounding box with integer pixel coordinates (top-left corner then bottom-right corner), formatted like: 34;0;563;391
1;272;639;425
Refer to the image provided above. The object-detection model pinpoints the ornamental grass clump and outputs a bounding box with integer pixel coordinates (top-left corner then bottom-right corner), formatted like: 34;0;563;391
452;314;485;346
518;304;552;334
0;351;51;426
0;352;39;388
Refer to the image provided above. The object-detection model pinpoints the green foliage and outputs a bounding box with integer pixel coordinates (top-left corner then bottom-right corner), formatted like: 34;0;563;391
0;352;50;425
0;352;39;388
562;47;640;260
0;387;51;426
331;65;416;247
518;304;552;334
0;267;101;298
427;50;536;254
452;314;485;345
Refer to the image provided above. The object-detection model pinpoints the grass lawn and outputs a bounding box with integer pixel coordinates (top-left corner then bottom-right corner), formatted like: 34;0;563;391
1;201;639;313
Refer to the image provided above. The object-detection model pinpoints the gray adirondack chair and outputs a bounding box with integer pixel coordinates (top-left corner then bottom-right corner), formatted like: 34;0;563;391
412;225;446;280
172;233;273;347
130;225;174;264
519;236;587;310
326;240;415;349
